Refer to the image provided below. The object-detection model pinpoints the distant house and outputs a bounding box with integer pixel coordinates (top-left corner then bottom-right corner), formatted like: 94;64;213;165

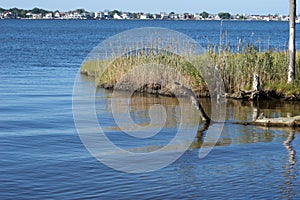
160;12;169;20
281;15;289;21
54;12;61;18
104;11;111;19
262;15;271;21
80;12;94;19
208;14;215;20
32;13;42;19
94;12;99;19
96;12;107;19
140;14;150;20
194;13;202;20
94;12;104;19
88;12;95;19
43;13;53;19
113;13;122;19
214;15;221;20
4;12;14;19
122;12;132;19
80;12;87;19
178;14;185;20
169;14;179;20
68;12;82;19
249;15;261;20
153;14;161;19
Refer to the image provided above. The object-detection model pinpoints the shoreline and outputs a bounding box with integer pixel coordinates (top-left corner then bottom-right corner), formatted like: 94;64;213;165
81;49;300;101
81;73;300;101
0;18;292;23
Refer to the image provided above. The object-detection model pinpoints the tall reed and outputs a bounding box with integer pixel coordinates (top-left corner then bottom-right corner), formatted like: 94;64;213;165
81;41;300;96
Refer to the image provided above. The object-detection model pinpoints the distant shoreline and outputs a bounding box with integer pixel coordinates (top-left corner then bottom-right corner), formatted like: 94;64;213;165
1;7;295;22
0;18;293;23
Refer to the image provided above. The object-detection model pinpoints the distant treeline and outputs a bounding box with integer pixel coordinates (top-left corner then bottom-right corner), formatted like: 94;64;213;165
0;7;236;20
0;7;53;18
0;7;231;17
0;7;291;21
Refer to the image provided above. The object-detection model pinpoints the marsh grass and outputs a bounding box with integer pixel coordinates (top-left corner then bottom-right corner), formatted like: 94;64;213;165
211;47;300;95
81;43;300;97
81;49;209;96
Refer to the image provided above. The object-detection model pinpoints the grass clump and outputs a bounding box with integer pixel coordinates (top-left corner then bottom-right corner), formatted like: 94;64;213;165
81;49;209;96
81;43;300;98
210;46;300;96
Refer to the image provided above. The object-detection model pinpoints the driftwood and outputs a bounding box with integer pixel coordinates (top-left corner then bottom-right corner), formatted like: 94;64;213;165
233;116;300;128
250;115;300;127
225;89;267;100
225;74;269;100
174;82;211;122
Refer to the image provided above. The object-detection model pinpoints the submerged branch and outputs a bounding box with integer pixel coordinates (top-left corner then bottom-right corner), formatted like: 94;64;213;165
174;82;211;122
174;81;300;128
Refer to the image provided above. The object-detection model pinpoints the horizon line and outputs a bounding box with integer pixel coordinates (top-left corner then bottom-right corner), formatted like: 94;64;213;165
0;6;292;16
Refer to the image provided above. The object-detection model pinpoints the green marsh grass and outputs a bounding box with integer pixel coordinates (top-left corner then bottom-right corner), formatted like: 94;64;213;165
81;44;300;97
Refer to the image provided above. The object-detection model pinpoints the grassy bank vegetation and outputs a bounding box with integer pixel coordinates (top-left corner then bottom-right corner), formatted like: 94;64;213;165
81;50;207;96
210;46;300;96
81;44;300;98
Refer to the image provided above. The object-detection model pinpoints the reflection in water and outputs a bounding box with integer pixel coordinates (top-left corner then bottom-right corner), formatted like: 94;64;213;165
190;121;233;149
281;130;297;199
251;100;261;121
96;89;300;151
190;122;210;149
283;131;296;165
128;93;181;128
89;84;300;198
225;99;300;122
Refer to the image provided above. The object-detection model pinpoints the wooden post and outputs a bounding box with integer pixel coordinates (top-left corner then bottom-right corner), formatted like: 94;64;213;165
288;0;296;83
252;74;261;91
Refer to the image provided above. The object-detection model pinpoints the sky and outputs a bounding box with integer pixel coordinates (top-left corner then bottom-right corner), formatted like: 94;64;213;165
0;0;298;15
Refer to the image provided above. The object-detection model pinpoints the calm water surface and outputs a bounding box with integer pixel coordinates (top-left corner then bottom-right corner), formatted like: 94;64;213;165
1;20;300;199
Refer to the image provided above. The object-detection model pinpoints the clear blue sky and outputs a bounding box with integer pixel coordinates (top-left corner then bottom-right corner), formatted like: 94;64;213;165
0;0;297;15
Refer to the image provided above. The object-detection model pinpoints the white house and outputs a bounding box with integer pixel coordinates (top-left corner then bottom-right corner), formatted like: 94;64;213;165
140;14;150;20
104;11;111;19
160;12;169;20
32;13;42;19
4;12;14;19
194;13;202;20
54;12;61;18
43;13;53;19
94;12;105;19
122;12;132;19
178;14;185;20
214;15;221;20
113;13;122;19
69;12;81;19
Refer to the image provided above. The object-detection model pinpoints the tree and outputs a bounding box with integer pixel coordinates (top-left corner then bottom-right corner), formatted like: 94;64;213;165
132;13;138;19
218;12;231;19
110;10;120;18
288;0;296;83
201;11;209;19
75;8;86;14
30;7;48;15
19;10;27;18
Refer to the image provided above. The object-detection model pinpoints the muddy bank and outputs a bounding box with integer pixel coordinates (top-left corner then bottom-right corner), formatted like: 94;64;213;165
96;79;300;101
